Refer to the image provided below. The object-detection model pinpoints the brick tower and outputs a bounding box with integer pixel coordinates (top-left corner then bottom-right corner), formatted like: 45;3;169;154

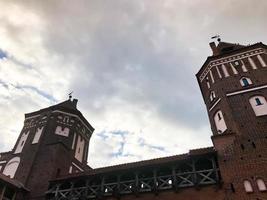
196;40;267;199
0;98;94;199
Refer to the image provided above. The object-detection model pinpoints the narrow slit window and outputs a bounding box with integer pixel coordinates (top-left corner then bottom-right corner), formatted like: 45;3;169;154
256;179;267;192
242;78;249;86
240;77;252;87
255;98;262;106
218;113;222;120
244;180;253;193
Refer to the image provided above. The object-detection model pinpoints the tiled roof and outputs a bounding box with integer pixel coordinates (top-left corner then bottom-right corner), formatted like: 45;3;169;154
53;146;215;181
0;174;29;191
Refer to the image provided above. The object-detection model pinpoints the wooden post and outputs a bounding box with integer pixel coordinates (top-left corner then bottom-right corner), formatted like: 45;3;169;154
116;174;121;199
0;185;6;200
211;157;220;184
192;159;198;187
11;191;17;200
134;172;139;197
172;166;178;192
98;176;104;199
85;180;89;198
153;169;158;195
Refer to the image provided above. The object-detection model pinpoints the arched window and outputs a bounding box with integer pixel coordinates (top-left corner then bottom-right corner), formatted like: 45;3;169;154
3;157;20;178
214;110;227;134
249;96;267;116
240;77;252;87
210;91;216;101
256;178;267;192
244;180;253;193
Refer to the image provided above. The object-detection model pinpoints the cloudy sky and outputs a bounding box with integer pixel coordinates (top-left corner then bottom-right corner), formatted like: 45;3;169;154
0;0;267;168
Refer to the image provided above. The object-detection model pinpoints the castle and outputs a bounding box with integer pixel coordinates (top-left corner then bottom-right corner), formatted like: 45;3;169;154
0;40;267;200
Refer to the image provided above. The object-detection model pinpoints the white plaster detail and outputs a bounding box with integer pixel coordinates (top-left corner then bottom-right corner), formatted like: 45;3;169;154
248;57;257;69
216;66;222;78
3;157;20;178
71;162;84;172
257;54;267;67
75;135;85;162
206;77;210;89
210;91;216;101
207;81;210;89
32;127;44;144
209;98;221;112
256;178;267;191
240;60;248;72
222;64;229;77
199;48;264;81
0;165;2;171
14;131;29;154
0;160;7;164
72;133;77;150
249;96;267;116
63;116;70;123
55;126;70;137
209;70;214;83
52;110;93;134
214;110;227;134
226;84;267;97
240;77;252;87
69;166;73;174
230;63;238;74
244;180;253;193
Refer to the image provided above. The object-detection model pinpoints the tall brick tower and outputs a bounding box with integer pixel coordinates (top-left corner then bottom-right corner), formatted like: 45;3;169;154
196;40;267;199
0;98;94;199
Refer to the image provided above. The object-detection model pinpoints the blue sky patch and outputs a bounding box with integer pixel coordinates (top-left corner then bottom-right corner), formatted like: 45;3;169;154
0;49;7;59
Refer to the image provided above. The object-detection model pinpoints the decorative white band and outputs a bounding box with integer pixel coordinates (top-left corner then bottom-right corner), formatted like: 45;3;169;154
227;85;267;97
209;98;221;112
72;162;84;172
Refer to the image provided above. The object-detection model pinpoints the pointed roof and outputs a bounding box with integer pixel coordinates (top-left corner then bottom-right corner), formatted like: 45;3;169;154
24;98;94;133
216;41;245;54
52;99;78;110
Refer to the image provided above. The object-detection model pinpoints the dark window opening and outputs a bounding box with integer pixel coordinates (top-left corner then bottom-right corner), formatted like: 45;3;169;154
242;78;249;87
21;140;24;146
255;98;263;106
218;113;222;120
230;183;235;193
56;168;61;178
240;144;245;151
252;142;256;149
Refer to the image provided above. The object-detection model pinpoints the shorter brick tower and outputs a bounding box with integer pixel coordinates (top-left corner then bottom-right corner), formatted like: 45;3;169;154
196;40;267;199
0;98;94;199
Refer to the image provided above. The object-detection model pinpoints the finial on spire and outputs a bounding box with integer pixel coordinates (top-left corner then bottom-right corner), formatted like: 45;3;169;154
211;35;221;42
68;91;73;100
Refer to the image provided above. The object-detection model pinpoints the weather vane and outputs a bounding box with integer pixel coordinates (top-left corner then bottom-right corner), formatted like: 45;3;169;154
68;91;73;100
211;35;221;42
